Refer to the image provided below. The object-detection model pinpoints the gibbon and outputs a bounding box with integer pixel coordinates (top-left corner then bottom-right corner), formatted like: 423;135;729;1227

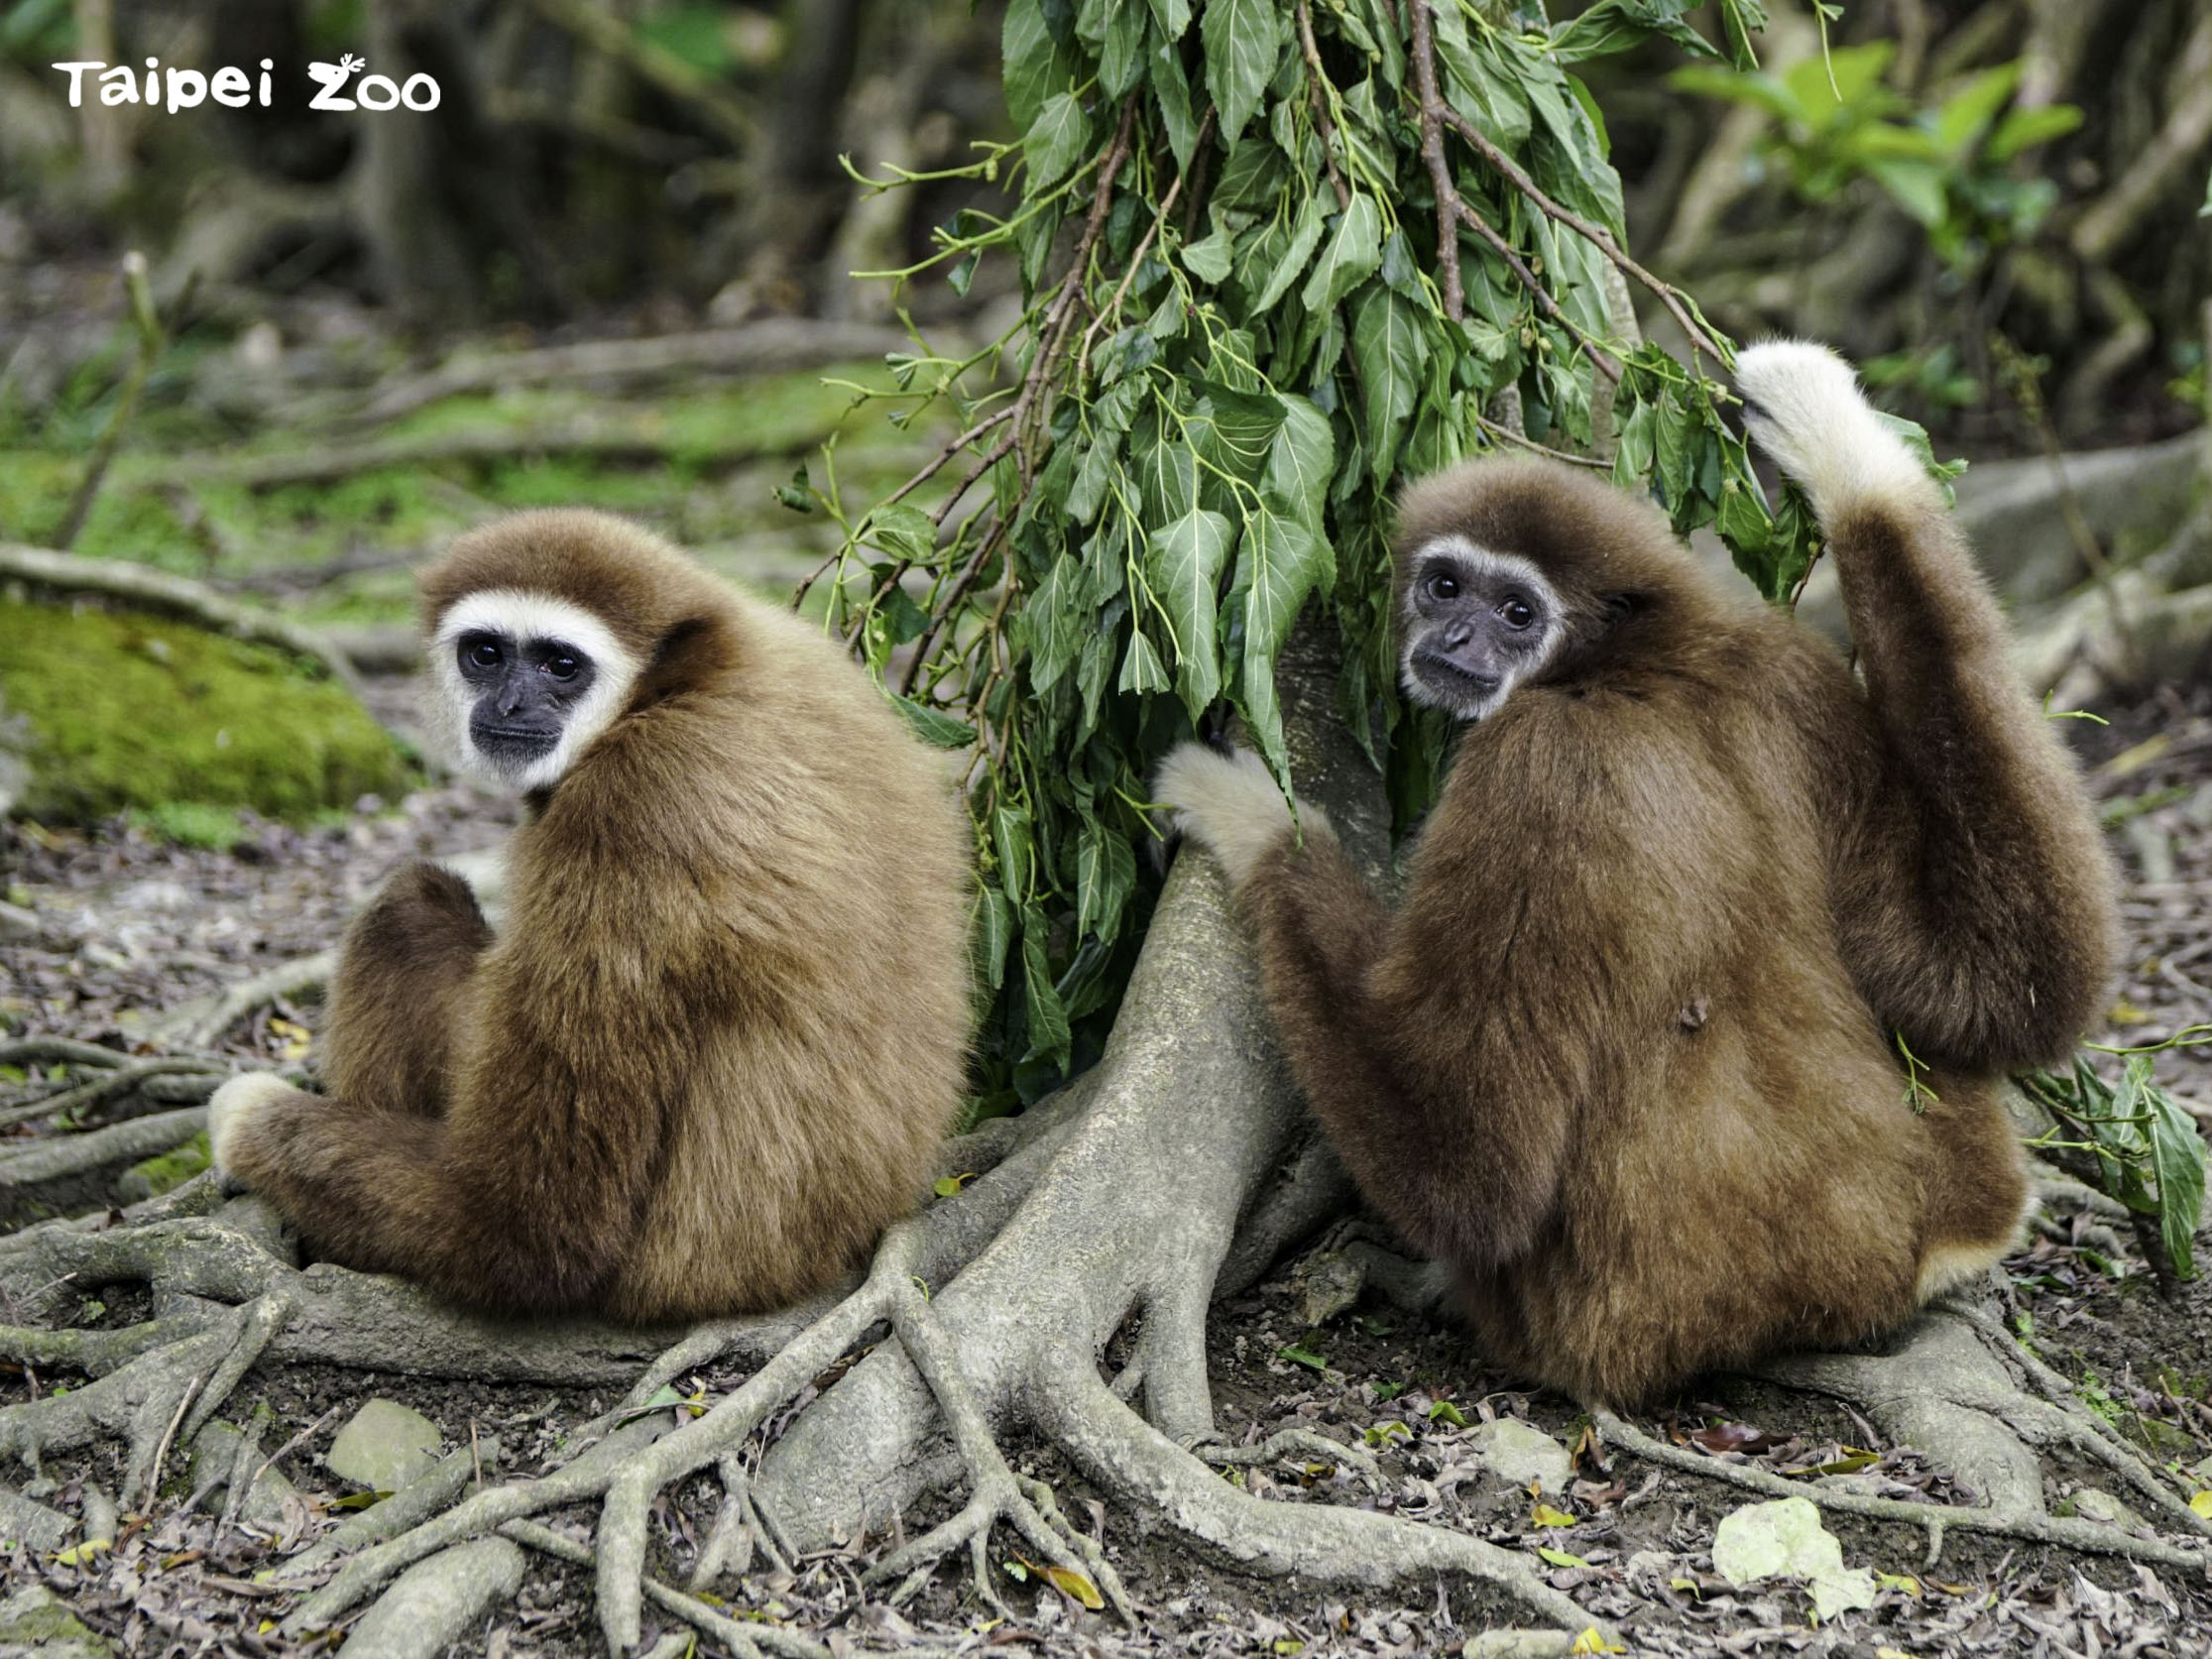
208;510;973;1322
1157;343;2116;1405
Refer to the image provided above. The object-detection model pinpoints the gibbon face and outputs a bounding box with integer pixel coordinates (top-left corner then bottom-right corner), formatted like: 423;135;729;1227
428;589;643;790
1397;536;1567;721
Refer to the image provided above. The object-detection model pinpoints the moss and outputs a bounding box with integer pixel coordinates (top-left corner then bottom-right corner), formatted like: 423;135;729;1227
0;598;414;824
117;1130;212;1203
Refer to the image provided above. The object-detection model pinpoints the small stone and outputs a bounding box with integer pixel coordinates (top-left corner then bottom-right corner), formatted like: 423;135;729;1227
1467;1418;1574;1495
339;1537;524;1659
0;1486;73;1552
0;1585;115;1657
0;902;36;946
326;1399;443;1493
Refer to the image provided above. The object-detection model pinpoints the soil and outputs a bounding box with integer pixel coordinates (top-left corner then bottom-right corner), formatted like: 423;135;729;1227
2;684;2209;1657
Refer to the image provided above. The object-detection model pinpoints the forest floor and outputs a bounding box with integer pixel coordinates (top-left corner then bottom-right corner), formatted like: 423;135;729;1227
1;680;2209;1657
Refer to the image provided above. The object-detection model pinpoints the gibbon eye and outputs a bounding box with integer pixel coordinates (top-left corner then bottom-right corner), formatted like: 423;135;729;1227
466;640;503;670
545;653;579;682
1427;571;1459;602
1500;596;1536;630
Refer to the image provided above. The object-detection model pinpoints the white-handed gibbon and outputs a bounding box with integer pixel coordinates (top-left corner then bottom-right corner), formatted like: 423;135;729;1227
209;510;973;1321
1157;342;2116;1405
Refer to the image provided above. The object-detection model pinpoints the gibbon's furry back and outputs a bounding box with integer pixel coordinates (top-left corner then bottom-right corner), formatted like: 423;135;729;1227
210;510;974;1321
1158;343;2116;1404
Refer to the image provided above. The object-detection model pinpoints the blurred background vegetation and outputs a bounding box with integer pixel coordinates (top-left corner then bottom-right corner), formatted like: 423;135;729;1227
1;0;2205;587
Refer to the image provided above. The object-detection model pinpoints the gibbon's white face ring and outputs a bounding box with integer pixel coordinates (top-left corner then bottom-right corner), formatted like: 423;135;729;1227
1397;538;1566;722
430;589;645;790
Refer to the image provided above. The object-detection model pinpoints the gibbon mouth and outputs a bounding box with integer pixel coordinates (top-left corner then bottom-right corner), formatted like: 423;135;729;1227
471;725;559;757
1413;651;1501;694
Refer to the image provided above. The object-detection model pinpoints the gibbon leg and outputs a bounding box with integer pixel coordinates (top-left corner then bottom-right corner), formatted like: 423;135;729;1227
1736;342;2116;1066
317;861;492;1119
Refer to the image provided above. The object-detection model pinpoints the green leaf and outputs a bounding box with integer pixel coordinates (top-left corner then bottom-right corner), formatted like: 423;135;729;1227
1265;394;1336;522
1151;507;1233;717
1076;818;1139;939
1932;60;2020;157
866;501;939;565
2146;1066;2207;1279
1118;628;1171;695
1277;1344;1329;1370
1552;0;1720;65
976;887;1016;990
1347;283;1428;487
1537;1546;1590;1569
1020;906;1072;1064
1251;191;1330;311
1987;102;2083;165
1025;91;1090;187
1299;193;1382;312
1182;226;1236;284
1202;0;1285;147
1152;38;1201;170
1003;0;1080;131
892;695;974;750
1147;0;1192;42
992;802;1034;895
1100;2;1150;98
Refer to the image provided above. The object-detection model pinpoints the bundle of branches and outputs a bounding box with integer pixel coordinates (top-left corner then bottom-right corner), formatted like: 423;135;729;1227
793;0;1842;1109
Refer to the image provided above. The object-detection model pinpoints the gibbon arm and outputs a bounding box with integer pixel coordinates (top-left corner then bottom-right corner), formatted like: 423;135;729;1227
1738;342;2115;1067
317;861;493;1119
1239;829;1575;1274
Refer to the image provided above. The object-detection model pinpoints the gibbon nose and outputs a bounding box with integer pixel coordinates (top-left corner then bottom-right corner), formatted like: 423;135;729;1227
1441;619;1474;650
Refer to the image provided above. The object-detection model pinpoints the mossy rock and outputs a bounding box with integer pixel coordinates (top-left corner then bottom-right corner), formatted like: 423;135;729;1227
117;1129;212;1204
0;596;414;824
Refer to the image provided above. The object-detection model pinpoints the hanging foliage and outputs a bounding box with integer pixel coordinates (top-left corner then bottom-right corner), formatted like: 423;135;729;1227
788;0;1906;1111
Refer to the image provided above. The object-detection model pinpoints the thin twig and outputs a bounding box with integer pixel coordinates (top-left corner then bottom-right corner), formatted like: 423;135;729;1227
1406;0;1462;321
1454;199;1622;386
1438;105;1729;368
58;253;175;551
1296;1;1352;212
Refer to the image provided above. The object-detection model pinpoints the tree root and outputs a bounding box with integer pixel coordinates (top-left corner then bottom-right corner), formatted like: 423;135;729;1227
1596;1356;2212;1582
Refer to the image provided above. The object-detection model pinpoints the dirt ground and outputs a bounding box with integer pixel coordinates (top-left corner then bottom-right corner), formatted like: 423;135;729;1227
2;683;2210;1657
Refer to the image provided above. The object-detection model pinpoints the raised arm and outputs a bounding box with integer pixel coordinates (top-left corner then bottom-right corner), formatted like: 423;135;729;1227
1737;341;2117;1069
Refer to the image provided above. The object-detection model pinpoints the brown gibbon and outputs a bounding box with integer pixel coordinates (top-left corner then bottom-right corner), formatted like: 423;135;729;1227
1155;342;2116;1406
209;510;973;1322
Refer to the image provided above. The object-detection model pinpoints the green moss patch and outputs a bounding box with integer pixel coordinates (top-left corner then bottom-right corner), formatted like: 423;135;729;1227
0;598;414;824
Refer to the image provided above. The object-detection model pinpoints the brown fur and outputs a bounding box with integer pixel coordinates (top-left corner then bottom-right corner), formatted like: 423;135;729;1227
1206;453;2115;1406
217;511;974;1322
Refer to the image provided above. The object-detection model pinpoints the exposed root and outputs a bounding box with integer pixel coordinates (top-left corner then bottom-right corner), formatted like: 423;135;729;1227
1594;1405;2212;1577
502;1517;834;1659
868;1255;1134;1623
1039;1367;1616;1641
1194;1425;1383;1489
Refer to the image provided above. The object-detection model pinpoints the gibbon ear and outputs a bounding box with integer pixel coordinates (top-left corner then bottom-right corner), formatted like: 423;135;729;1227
632;614;736;706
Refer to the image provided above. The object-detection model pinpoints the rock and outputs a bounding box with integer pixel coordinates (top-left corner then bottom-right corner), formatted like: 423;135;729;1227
187;1420;302;1530
326;1399;443;1493
1711;1495;1877;1622
338;1537;524;1659
0;1585;114;1658
116;1131;213;1204
1952;431;2206;604
0;1486;73;1552
0;901;36;946
0;595;412;826
1467;1418;1573;1495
